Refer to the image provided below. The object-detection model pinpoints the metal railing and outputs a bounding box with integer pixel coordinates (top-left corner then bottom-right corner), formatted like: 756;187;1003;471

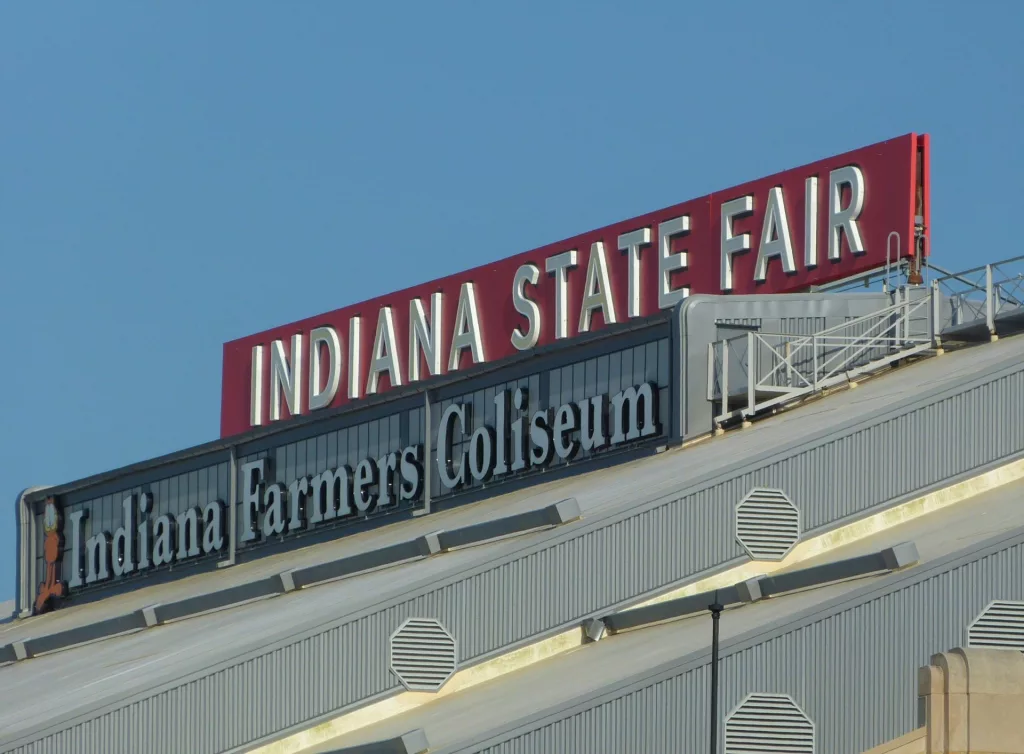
931;255;1024;339
710;287;936;425
809;257;911;294
708;254;1024;429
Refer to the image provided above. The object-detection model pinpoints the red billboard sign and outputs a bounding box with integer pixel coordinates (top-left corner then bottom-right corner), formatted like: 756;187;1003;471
221;133;929;438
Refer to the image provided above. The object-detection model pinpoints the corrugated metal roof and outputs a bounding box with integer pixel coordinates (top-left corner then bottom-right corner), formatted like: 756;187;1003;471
306;476;1024;752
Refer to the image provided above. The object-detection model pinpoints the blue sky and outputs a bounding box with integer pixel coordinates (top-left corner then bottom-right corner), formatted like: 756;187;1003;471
1;2;1021;601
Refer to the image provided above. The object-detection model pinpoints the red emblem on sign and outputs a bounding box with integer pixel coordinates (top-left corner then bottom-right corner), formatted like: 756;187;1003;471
35;497;67;614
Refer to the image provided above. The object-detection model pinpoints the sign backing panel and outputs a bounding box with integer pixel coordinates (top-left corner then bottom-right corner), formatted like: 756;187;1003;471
221;133;927;437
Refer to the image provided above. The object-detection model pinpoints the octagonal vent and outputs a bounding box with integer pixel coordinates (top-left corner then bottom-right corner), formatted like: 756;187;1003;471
725;693;815;754
967;600;1024;651
735;487;801;561
389;618;457;692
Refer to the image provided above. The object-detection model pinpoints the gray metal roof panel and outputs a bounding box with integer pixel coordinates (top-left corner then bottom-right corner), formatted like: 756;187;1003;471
307;476;1024;753
442;531;1024;754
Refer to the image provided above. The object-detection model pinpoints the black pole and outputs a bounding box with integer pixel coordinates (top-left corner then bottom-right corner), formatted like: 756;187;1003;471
709;597;723;754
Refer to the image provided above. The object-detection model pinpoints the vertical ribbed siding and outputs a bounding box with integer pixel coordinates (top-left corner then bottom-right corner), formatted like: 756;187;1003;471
4;361;1024;754
454;538;1024;754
